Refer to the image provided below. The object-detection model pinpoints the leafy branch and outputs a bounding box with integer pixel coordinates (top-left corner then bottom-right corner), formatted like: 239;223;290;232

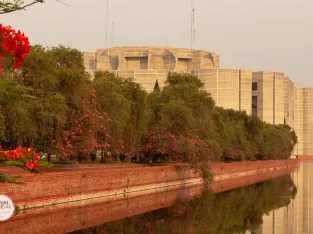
0;0;44;14
0;172;22;184
0;0;72;14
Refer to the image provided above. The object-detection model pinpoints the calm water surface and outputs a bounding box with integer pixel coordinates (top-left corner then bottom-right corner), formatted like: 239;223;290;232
65;162;313;234
2;162;311;234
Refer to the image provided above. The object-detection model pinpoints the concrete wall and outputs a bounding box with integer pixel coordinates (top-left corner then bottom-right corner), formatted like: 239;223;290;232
84;46;220;76
284;77;296;130
116;69;169;92
302;88;313;155
252;71;285;125
252;74;313;157
195;69;252;114
295;88;304;155
295;88;313;156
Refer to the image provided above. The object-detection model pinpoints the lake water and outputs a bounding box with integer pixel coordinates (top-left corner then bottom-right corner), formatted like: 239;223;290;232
63;162;310;234
1;162;311;234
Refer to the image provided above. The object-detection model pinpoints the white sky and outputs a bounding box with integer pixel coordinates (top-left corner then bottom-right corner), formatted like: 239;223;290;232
2;0;313;86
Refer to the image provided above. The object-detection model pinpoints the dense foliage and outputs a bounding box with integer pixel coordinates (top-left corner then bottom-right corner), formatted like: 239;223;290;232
0;45;297;182
214;108;298;161
71;175;297;234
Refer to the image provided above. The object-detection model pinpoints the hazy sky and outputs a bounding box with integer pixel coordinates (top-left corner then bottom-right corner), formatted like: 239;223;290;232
2;0;313;86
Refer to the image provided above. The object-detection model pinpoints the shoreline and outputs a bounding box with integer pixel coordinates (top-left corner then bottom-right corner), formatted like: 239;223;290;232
0;159;299;210
0;159;299;234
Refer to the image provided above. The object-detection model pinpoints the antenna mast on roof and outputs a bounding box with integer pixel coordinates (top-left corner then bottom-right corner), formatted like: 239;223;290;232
111;22;114;47
105;0;110;70
190;0;195;57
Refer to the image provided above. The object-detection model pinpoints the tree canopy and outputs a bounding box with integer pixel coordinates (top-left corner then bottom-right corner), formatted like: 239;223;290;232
0;45;298;182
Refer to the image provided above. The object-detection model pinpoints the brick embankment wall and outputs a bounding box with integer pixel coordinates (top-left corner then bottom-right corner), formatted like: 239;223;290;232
0;160;298;234
0;159;299;210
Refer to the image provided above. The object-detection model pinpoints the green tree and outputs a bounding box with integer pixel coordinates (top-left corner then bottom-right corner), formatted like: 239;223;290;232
0;45;89;154
92;71;149;161
145;72;217;179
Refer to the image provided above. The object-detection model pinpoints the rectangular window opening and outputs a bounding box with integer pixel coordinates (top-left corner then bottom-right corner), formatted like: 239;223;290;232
252;82;258;91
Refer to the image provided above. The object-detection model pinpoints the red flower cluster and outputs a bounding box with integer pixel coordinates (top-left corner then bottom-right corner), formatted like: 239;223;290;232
25;160;39;170
1;146;31;160
54;88;117;159
0;24;31;72
0;146;40;170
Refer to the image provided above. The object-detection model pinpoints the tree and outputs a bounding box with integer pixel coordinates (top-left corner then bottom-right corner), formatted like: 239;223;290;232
92;71;149;161
0;45;87;152
0;24;30;72
145;72;216;180
0;146;51;183
0;16;53;182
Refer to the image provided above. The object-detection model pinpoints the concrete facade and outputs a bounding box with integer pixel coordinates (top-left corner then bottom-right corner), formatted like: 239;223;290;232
193;69;252;115
84;46;313;157
252;71;285;125
295;88;313;156
84;46;252;113
84;46;219;93
252;72;313;156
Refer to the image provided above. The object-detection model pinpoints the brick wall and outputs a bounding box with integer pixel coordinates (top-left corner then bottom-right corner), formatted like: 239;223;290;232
0;160;299;234
0;159;299;207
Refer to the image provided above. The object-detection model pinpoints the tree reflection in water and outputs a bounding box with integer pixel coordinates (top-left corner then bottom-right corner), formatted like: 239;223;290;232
70;175;297;234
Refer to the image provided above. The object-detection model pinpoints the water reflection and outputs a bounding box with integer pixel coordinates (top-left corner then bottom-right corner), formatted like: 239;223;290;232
255;162;312;234
70;173;297;234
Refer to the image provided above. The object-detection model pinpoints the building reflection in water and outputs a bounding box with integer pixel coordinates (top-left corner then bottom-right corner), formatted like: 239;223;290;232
254;162;313;234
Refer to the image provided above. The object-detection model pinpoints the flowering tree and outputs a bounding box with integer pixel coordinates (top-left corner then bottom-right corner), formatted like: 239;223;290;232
143;73;218;183
0;24;30;72
54;87;113;160
0;146;51;183
92;71;149;162
0;21;53;183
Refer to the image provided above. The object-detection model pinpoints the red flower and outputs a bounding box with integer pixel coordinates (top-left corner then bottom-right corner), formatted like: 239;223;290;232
25;160;34;170
0;24;30;72
33;154;40;161
33;161;39;169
